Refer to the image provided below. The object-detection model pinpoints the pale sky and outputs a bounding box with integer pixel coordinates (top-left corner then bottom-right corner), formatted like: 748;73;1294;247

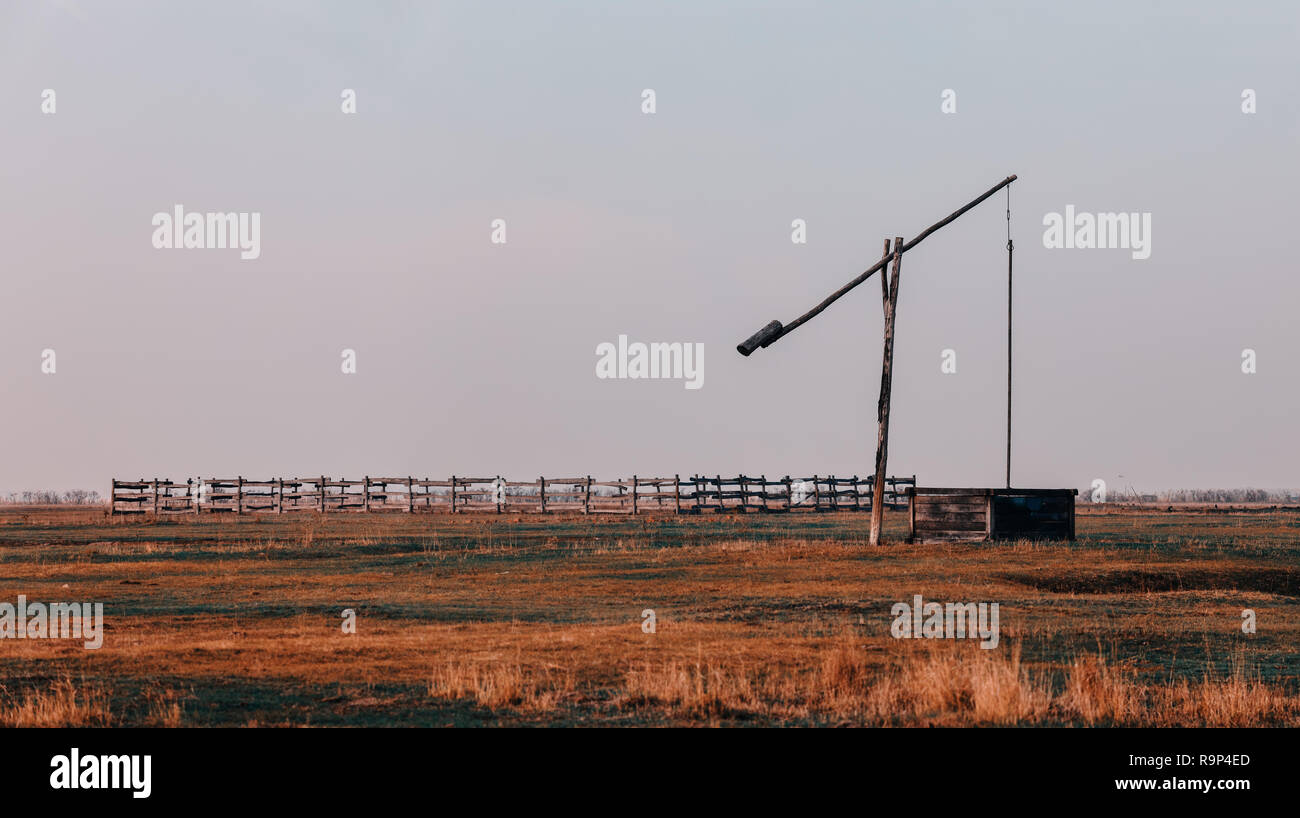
2;1;1297;495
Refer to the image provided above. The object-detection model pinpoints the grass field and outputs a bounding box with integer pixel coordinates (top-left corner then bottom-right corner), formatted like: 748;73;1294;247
0;506;1297;726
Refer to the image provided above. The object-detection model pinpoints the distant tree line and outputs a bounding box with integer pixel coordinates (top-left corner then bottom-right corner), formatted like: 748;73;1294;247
2;489;102;505
1082;488;1299;504
1157;488;1296;504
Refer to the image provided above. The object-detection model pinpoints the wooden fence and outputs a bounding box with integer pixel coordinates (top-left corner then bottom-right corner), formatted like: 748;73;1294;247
110;475;916;516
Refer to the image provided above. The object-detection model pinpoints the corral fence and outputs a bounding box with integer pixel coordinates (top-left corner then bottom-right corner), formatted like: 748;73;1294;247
110;474;916;516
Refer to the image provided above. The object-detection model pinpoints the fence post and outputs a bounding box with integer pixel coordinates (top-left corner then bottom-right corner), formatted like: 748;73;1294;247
539;476;546;514
632;475;638;516
585;476;591;515
813;475;820;511
320;476;326;513
909;487;917;538
674;475;681;514
450;476;457;514
496;475;502;513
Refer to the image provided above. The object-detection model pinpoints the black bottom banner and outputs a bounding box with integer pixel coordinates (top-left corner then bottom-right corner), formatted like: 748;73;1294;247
7;727;1283;807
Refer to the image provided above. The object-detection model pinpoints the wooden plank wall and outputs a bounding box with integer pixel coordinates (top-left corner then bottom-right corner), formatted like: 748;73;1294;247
908;488;1077;543
909;489;991;543
110;475;916;516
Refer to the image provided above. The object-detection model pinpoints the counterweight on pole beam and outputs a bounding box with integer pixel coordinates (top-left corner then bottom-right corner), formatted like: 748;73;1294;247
736;174;1016;355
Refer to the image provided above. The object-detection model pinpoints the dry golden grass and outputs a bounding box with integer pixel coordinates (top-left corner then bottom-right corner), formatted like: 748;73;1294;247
0;676;113;727
1062;654;1137;724
432;639;1300;726
429;655;575;711
0;506;1296;725
142;684;186;727
0;675;186;727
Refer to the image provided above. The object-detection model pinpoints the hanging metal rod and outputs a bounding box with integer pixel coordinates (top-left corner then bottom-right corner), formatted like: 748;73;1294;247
737;174;1016;355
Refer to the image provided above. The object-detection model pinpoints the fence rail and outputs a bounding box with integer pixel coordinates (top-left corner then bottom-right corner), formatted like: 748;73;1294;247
110;474;916;516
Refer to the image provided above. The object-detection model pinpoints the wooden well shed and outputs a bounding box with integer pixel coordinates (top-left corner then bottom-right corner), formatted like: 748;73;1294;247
906;487;1077;543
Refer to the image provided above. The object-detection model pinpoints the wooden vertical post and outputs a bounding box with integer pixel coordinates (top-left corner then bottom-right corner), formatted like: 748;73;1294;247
320;476;326;513
407;477;414;513
880;239;891;316
236;476;244;515
450;476;457;514
152;479;159;516
276;478;283;513
632;475;638;516
986;492;995;541
813;475;820;511
674;475;681;514
496;475;502;513
870;237;904;545
539;477;546;514
1068;492;1076;540
584;476;591;514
